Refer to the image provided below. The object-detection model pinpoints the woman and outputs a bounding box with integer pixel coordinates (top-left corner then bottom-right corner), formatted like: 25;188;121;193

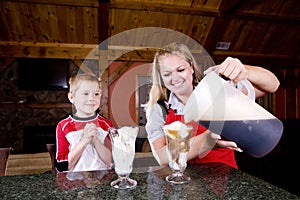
145;43;279;169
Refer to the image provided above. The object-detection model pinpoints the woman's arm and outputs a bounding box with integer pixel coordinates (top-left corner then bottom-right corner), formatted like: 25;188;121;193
145;104;169;166
149;136;168;166
244;64;280;98
215;57;280;98
150;130;218;166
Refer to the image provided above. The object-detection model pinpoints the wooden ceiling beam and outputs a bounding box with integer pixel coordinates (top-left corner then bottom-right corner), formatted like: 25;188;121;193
110;1;300;23
4;0;99;7
110;2;219;17
0;41;99;59
103;46;157;62
212;51;300;68
0;42;298;67
212;50;293;59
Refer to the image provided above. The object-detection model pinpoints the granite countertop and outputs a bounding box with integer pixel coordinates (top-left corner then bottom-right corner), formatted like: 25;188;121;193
0;159;299;200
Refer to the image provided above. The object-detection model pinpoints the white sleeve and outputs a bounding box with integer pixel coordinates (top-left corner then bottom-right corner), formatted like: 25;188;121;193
145;103;166;143
96;128;108;143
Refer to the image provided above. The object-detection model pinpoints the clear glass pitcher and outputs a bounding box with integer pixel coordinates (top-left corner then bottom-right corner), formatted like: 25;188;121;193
184;71;283;158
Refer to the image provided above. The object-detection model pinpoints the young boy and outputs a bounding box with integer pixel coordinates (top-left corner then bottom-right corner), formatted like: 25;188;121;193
55;73;112;172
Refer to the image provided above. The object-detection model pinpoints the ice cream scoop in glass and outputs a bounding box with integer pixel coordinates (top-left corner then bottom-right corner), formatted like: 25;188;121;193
163;121;193;184
109;126;138;189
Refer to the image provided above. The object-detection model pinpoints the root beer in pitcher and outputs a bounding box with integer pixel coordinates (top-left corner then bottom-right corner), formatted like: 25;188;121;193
183;71;283;158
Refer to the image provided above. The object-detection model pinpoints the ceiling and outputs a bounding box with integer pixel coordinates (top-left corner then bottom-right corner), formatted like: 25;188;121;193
0;0;300;74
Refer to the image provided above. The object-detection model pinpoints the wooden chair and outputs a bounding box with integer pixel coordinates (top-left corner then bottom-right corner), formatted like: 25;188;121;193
141;139;152;152
46;144;56;173
0;147;12;176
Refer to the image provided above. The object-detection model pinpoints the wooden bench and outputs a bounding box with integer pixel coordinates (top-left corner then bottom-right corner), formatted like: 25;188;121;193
6;152;52;176
5;151;156;176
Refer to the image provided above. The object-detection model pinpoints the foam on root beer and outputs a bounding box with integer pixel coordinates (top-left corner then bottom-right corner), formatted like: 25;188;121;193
112;126;138;175
164;121;192;139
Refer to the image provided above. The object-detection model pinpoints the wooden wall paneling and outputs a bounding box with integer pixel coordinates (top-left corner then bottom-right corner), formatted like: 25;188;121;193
78;5;100;44
191;0;221;9
7;2;24;41
74;5;85;42
15;3;29;41
109;2;219;47
203;15;228;54
37;3;53;42
239;0;296;16
0;3;10;41
274;69;286;118
47;4;60;42
65;6;77;43
285;68;297;118
267;24;298;56
296;68;300;118
190;16;213;45
109;8;132;37
222;19;249;52
256;23;276;53
56;5;68;42
236;20;261;52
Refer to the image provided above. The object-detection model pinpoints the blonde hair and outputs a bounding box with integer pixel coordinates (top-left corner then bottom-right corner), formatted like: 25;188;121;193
68;73;102;95
145;43;203;110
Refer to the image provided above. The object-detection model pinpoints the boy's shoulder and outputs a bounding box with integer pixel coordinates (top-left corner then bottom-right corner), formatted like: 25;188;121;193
57;115;72;125
97;114;113;126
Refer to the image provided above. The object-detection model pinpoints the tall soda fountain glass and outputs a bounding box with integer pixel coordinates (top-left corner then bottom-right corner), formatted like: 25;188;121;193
163;121;193;184
109;126;139;189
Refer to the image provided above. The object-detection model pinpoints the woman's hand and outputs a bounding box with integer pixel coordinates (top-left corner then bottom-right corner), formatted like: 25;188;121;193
205;57;248;83
211;132;243;152
205;57;280;97
218;57;249;83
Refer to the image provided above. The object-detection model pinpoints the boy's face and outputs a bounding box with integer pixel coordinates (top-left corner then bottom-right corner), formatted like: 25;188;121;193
69;81;101;118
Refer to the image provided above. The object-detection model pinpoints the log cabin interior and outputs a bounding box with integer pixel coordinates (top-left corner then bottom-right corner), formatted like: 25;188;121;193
0;0;300;195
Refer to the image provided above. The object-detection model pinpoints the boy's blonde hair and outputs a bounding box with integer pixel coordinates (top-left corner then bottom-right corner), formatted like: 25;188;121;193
68;73;102;95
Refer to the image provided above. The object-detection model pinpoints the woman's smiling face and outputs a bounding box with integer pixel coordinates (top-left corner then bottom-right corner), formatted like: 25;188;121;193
158;53;194;99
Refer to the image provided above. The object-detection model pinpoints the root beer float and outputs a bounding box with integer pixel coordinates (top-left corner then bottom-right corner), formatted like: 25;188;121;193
183;71;283;158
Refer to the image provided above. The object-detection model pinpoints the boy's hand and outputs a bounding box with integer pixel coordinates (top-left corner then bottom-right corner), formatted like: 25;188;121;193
81;123;98;146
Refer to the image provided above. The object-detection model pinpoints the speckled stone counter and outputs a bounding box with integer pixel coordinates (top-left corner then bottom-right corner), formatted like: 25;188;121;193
1;161;299;200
